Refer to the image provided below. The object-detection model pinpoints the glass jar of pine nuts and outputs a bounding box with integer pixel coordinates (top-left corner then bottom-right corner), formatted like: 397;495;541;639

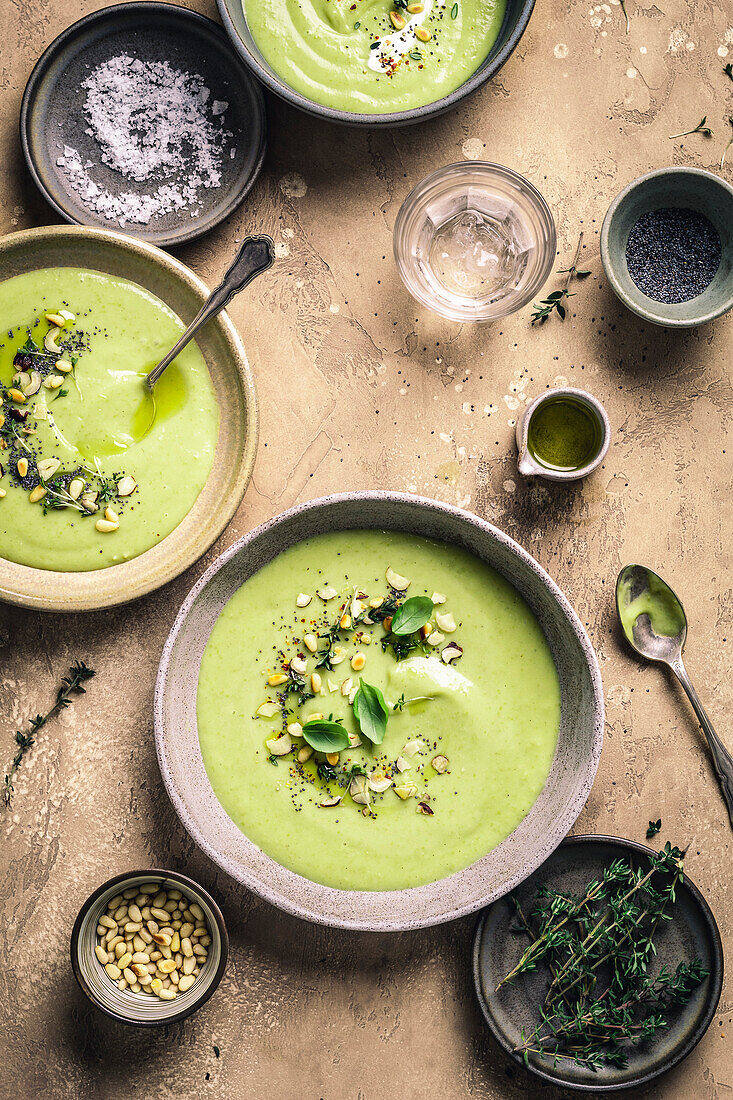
71;869;228;1025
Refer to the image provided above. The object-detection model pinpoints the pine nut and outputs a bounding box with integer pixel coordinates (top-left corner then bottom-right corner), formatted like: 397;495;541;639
118;952;132;970
115;942;127;959
311;672;322;693
167;889;182;900
113;906;128;922
105;963;121;980
128;903;142;922
124;921;141;933
132;952;150;964
150;907;169;922
303;633;318;652
107;895;123;910
183;955;196;975
29;486;47;504
138;929;153;945
95;946;109;965
158;959;176;974
123;888;138;899
123;967;137;984
180;922;194;939
150;979;163;994
178;974;196;992
99;915;116;930
158;988;177;1000
152;891;167;908
181;937;193;957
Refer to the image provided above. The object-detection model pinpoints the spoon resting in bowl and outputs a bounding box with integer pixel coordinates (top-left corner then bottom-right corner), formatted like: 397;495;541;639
145;234;274;389
616;563;733;828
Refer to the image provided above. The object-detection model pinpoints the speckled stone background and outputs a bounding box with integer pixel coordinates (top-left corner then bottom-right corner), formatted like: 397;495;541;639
1;0;732;1096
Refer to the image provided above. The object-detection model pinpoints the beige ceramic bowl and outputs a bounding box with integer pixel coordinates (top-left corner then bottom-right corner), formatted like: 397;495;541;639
0;225;258;612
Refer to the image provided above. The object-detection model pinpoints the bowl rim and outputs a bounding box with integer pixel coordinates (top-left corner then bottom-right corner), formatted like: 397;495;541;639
0;223;259;612
70;867;230;1027
472;833;724;1091
155;490;605;930
215;0;537;126
19;1;268;247
600;166;733;329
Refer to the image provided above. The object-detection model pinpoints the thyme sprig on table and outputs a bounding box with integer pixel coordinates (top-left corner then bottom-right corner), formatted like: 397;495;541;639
497;844;708;1072
531;233;590;324
721;117;733;169
669;116;713;140
3;661;95;807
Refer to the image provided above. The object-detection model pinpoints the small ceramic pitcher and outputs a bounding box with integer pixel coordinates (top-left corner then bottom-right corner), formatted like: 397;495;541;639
515;387;611;482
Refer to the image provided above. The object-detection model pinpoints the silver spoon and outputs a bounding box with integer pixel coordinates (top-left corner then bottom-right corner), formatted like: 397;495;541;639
616;563;733;827
145;234;275;389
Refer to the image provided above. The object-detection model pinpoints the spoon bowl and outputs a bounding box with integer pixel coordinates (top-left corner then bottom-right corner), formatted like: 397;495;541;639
616;564;688;664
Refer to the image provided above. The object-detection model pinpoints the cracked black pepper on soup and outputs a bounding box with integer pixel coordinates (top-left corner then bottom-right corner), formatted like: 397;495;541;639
625;207;721;304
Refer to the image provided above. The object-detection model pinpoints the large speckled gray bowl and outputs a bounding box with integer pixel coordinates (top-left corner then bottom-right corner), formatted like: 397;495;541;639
155;492;604;931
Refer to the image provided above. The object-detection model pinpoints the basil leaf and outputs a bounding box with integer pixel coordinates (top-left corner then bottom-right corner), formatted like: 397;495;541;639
301;720;350;752
390;595;434;636
353;681;389;745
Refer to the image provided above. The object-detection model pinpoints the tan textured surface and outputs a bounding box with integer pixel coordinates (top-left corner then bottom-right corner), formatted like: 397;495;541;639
1;0;732;1096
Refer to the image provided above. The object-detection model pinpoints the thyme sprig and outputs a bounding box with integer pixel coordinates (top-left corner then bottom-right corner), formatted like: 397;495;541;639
721;117;733;169
3;661;95;807
669;116;713;140
498;844;708;1072
531;233;590;324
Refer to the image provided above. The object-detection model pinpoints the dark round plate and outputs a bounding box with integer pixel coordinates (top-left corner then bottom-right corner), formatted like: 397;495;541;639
473;835;723;1092
20;2;266;247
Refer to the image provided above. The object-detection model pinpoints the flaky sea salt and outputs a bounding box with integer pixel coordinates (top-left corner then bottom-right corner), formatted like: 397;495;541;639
57;54;234;227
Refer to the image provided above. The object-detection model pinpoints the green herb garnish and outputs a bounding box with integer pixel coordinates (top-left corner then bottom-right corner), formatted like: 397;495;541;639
393;693;406;712
669;116;713;140
409;49;422;60
721;117;733;168
301;719;350;753
531;232;587;324
352;681;389;745
646;818;662;839
354;19;360;26
3;660;95;807
451;2;458;15
390;595;433;636
497;843;707;1072
52;388;69;401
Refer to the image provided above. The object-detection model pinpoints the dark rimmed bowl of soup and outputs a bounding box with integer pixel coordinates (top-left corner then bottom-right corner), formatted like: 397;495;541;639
155;492;604;930
216;0;536;124
0;225;257;611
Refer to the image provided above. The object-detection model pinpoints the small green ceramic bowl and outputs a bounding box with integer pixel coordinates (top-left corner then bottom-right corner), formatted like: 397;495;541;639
601;167;733;328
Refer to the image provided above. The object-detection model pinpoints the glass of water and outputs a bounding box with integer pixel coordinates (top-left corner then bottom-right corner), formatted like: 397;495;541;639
393;162;556;323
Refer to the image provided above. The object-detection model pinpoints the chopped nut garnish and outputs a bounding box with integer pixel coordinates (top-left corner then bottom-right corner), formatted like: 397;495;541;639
441;641;463;664
326;751;340;766
317;585;338;601
297;745;313;763
395;756;411;772
55;359;73;374
351;653;366;671
319;796;342;807
16;457;28;478
256;702;280;718
427;630;444;646
287;722;303;737
435;611;456;633
44;328;63;355
37;457;61;480
117;475;137;497
266;733;292;756
417;800;434;814
386;566;410;591
310;672;322;693
389;10;406;28
290;655;307;674
394;784;418;800
415;26;431;41
29;486;47;503
95;518;119;534
43;374;65;391
431;755;450;774
431;592;446;604
296;592;312;607
267;673;288;686
303;633;318;653
8;389;26;404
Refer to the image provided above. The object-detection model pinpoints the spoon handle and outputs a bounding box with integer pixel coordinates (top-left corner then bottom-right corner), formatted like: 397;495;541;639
672;658;733;828
146;234;275;388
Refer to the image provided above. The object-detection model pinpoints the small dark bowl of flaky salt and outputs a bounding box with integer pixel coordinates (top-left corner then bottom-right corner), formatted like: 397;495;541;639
601;166;733;329
21;3;267;247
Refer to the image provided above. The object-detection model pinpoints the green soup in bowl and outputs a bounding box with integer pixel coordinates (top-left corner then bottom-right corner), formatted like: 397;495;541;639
156;493;604;930
0;226;257;612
